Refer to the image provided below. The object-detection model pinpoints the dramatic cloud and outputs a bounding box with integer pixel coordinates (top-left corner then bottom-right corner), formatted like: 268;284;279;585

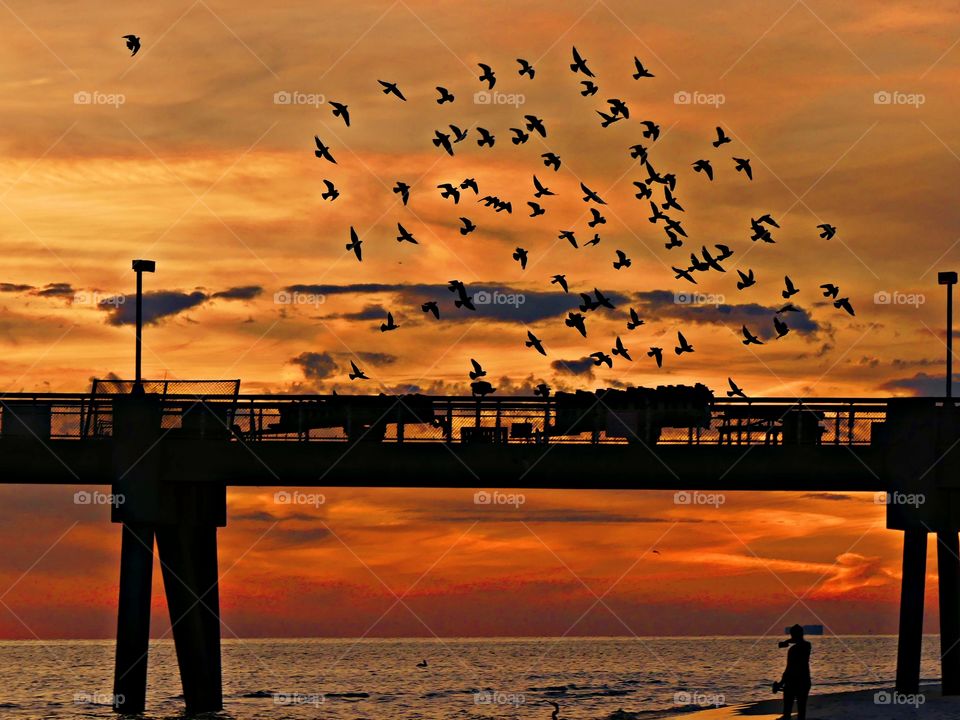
212;285;263;300
290;351;338;380
552;357;595;376
100;290;208;325
879;372;960;396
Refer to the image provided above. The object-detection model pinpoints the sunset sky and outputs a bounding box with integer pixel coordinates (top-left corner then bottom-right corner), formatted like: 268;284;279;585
1;0;960;642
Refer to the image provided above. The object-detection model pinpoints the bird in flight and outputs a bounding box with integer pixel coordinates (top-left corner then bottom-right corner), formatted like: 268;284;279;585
348;361;368;380
421;301;439;320
378;80;406;101
517;58;535;79
478;63;497;89
727;378;747;398
580;182;606;205
511;127;530;145
437;183;461;204
640;121;661;141
528;201;545;217
597;110;623;128
314;136;336;163
449;124;469;143
436;86;455;104
834;297;855;316
626;308;644;330
433;130;454;156
736;269;756;290
648;347;664;367
469;359;486;380
774;316;790;338
460;177;479;194
459;217;476;236
533;175;555;198
551;275;568;293
393;181;410;206
513;247;528;269
565;312;587;337
525;331;546;355
782;276;799;299
673;266;697;284
396;223;417;244
733;157;752;180
632;57;654;79
346;227;362;261
585;233;601;247
675;332;694;355
741;325;764;345
777;303;801;314
580;80;599;96
570;46;595;77
612;336;632;361
692;159;714;180
476;127;496;148
818;223;837;240
613;249;631;270
559;230;578;249
542;153;561;171
590;351;613;368
820;283;839;298
321;179;339;202
712;126;731;147
524;115;547;137
380;311;399;332
122;35;141;56
329;101;350;127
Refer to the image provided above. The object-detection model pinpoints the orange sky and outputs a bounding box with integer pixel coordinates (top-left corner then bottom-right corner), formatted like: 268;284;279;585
1;0;960;638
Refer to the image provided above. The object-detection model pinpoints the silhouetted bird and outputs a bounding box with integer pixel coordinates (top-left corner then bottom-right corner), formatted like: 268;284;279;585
579;293;600;312
460;178;479;194
570;46;594;76
712;126;731;147
588;208;606;228
513;247;528;269
346;227;362;261
820;283;839;298
701;246;725;272
608;98;629;118
593;288;615;309
542;153;561;171
421;301;439;320
818;223;837;240
580;80;598;96
629;144;648;162
469;359;486;380
782;276;799;299
449;125;468;143
742;325;764;345
597;110;623;128
834;297;855;316
736;269;756;290
774;316;790;338
393;181;410;205
459;217;476;236
633;182;652;200
612;336;632;361
559;230;578;249
314;136;336;163
551;274;569;293
580;182;606;205
689;254;709;272
613;250;631;270
478;63;496;89
585;233;601;247
377;80;406;101
438;183;461;204
664;229;682;249
533;175;555;198
528;201;545;217
565;312;587;337
396;223;417;244
590;351;613;368
433;130;454;156
449;280;476;311
525;331;546;355
733;157;752;180
511;127;530;145
662;187;683;212
648;347;664;367
727;378;747;398
640;121;661;141
435;86;455;104
626;308;644;330
675;332;694;355
692;159;714;180
517;58;535;78
632;57;654;78
524;114;547;137
715;244;734;260
477;127;496;148
348;361;368;380
321;179;339;201
673;266;697;284
380;311;399;332
330;101;350;126
122;35;141;56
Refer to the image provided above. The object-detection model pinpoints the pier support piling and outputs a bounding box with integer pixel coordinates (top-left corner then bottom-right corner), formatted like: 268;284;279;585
112;522;155;713
939;531;960;694
896;529;927;694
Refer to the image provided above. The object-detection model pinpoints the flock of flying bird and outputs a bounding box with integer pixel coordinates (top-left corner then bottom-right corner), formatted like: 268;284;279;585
312;47;855;395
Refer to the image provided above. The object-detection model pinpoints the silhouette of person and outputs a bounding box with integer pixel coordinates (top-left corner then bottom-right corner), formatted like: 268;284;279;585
773;624;811;719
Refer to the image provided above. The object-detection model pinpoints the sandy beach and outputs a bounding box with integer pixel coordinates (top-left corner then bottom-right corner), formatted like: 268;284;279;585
659;685;956;719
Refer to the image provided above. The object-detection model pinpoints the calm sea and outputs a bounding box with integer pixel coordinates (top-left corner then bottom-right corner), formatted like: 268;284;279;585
0;636;943;719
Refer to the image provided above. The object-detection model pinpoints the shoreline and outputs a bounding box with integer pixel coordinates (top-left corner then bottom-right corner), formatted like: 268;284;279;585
658;684;949;719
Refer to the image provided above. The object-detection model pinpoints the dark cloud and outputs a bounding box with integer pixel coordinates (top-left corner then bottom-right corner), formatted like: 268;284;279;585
322;303;388;321
551;357;595;376
290;351;338;380
212;285;263;300
100;290;208;325
799;492;855;502
879;372;959;396
34;282;74;298
354;351;397;366
0;283;33;293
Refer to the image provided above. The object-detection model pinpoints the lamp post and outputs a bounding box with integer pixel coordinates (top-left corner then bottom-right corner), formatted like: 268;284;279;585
131;259;156;394
940;271;958;399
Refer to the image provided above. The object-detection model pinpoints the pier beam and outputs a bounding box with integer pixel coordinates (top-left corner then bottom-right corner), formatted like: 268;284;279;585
896;529;927;694
112;522;155;713
939;531;960;694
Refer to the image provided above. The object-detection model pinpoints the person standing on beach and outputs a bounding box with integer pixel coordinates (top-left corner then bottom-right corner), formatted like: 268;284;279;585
774;624;811;720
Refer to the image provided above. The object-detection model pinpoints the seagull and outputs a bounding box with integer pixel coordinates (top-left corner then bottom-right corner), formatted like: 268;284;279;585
727;378;747;398
533;175;555;198
612;336;632;361
377;80;406;101
346;227;362;262
818;223;837;240
122;35;141;56
459;217;476;236
782;276;799;299
675;332;694;355
449;124;468;143
551;274;569;293
348;361;368;380
525;331;546;355
733;157;753;180
626;308;644;330
524;114;547;137
459;178;479;194
633;182;652;200
517;58;535;79
421;301;440;320
640;121;661;141
565;312;587;337
580;182;606;205
513;247;528;269
469;359;486;380
528;201;545;217
580;80;599;96
437;183;461;204
380;311;399;332
613;249;631;270
741;325;764;345
607;98;629;118
559;230;578;249
701;246;725;272
736;269;756;290
570;46;594;77
542;152;561;171
774;316;790;338
329;101;350;126
820;283;839;298
588;208;606;228
396;223;417;244
314;136;336;163
433;130;454;156
511;127;530;145
692;159;714;180
478;63;496;89
673;266;697;284
477;127;496;148
632;57;654;79
712;126;731;147
834;297;855;316
648;347;664;367
321;179;339;201
393;181;410;205
435;86;455;104
590;351;613;368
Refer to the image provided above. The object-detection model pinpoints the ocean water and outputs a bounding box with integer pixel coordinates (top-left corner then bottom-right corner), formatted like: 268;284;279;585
0;636;943;719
